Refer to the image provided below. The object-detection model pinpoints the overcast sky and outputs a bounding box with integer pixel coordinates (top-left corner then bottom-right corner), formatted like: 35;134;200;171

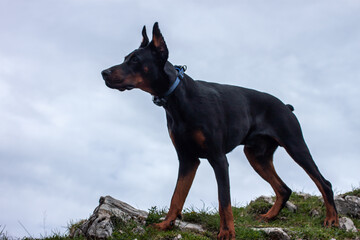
1;0;359;238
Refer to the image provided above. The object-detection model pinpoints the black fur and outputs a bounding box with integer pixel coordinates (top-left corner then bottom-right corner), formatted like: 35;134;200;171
101;23;339;240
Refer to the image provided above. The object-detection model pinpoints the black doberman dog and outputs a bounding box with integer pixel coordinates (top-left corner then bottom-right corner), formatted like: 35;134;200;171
101;23;339;240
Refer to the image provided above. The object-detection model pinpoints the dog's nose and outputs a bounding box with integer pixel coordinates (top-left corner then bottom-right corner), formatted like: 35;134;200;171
101;69;111;79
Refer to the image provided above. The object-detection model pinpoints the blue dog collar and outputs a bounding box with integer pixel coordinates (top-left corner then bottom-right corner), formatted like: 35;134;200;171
153;65;186;107
164;74;180;97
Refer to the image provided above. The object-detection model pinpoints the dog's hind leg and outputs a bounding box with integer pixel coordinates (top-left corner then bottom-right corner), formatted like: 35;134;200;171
244;136;292;221
281;137;338;226
274;114;339;226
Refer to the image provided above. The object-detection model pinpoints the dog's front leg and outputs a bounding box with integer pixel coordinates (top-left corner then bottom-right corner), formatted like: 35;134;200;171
153;155;200;230
209;154;235;240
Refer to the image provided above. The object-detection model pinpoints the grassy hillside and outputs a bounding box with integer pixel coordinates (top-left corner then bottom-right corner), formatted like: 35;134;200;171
138;191;360;240
3;189;359;240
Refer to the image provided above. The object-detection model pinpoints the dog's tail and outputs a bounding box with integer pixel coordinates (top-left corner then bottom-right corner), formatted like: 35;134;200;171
286;104;294;112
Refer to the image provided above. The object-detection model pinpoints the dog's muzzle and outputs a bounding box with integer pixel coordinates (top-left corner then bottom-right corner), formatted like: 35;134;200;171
101;69;112;80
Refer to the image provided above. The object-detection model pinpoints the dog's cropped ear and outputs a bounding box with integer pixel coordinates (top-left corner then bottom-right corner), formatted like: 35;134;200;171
151;22;169;62
140;25;149;48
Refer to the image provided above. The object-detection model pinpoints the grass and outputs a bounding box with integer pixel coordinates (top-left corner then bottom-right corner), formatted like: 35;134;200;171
340;187;360;198
100;190;359;240
10;189;360;240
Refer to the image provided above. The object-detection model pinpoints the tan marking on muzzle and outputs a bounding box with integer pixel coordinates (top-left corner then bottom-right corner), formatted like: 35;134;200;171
123;73;155;95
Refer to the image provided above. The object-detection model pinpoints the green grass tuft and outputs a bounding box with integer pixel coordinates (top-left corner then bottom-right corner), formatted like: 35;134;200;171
246;197;273;216
182;206;220;232
145;206;166;226
342;187;360;198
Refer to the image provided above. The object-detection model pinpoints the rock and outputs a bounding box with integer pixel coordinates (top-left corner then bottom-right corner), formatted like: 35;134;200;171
173;234;182;240
339;217;358;232
309;209;320;217
258;195;274;204
285;201;297;213
132;225;145;234
298;192;312;200
346;195;360;204
176;220;205;233
334;195;360;218
255;196;297;213
159;217;205;233
70;196;205;239
70;196;148;239
252;227;290;240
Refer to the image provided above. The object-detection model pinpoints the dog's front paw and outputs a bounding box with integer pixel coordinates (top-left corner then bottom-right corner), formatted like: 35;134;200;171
324;215;339;227
152;220;175;231
217;228;235;240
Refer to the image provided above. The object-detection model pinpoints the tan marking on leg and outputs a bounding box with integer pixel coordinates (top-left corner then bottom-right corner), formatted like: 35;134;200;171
309;176;339;227
154;160;200;230
244;147;290;221
218;204;235;240
193;130;206;149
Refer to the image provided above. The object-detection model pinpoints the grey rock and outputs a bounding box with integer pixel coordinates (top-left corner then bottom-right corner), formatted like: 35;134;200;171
132;226;145;234
70;196;148;239
309;209;320;217
258;195;274;204
173;234;182;240
285;201;297;213
298;192;312;200
70;196;204;239
339;217;358;232
335;195;360;218
255;196;297;213
346;195;360;205
252;227;290;240
175;220;205;233
159;217;205;232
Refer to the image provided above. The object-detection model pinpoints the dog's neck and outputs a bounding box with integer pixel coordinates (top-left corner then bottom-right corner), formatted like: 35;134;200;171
162;69;197;117
152;62;190;107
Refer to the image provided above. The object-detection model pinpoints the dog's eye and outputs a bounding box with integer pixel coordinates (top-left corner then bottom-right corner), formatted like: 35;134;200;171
131;56;139;63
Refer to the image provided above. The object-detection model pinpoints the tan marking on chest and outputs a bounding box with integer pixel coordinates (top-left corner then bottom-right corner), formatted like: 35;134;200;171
169;130;176;148
193;130;206;149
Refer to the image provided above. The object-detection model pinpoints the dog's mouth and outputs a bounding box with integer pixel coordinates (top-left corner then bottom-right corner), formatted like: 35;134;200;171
105;80;135;91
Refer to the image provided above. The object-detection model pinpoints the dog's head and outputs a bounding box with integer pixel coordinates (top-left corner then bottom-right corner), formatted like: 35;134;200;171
101;23;171;95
